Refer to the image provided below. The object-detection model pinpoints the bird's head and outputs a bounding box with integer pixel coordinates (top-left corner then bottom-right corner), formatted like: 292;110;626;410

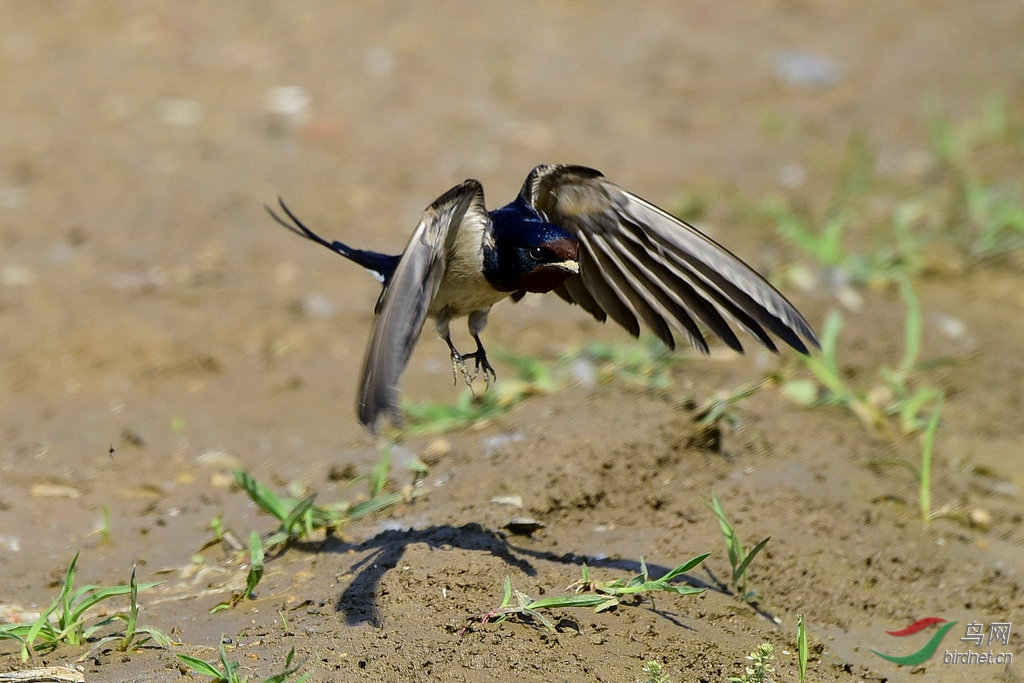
485;204;579;293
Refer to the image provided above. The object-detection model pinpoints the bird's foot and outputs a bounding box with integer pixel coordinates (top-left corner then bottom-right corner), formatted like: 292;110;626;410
449;350;477;388
461;349;497;389
448;349;497;391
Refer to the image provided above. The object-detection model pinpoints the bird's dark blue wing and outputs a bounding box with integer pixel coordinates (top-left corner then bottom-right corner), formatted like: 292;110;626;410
520;164;818;355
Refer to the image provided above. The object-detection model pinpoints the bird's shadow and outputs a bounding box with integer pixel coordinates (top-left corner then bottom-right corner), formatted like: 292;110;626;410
302;523;531;626
289;524;768;628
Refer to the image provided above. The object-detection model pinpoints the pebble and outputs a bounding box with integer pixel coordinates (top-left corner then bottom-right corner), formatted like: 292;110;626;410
265;85;310;125
157;98;203;127
482;431;525;458
1;264;36;287
30;483;81;499
420;438;451;465
0;185;25;209
302;292;339;319
774;50;840;88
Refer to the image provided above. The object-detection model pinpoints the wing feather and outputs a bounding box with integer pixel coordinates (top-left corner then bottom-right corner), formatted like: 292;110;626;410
358;180;487;428
521;164;818;354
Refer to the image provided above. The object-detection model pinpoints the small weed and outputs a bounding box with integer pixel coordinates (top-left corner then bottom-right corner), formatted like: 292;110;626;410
708;496;770;604
728;643;776;683
690;383;762;452
480;554;709;631
99;505;111;543
764;200;923;288
177;642;309;683
177;643;240;683
796;614;808;683
402;339;679;436
958;178;1024;263
767;94;1023;287
234;449;404;550
694;384;762;432
211;531;265;613
781;279;945;523
638;659;671;683
0;554;168;661
572;336;679;389
927;92;1014;169
401;349;557;436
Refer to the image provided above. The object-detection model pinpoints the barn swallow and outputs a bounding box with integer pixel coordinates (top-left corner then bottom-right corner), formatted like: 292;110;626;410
269;164;818;431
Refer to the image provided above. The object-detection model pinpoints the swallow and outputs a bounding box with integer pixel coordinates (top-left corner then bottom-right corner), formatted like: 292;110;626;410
269;164;818;430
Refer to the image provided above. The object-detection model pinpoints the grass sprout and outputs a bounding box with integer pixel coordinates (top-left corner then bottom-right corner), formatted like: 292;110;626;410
571;336;680;389
234;450;404;550
480;554;709;631
0;554;167;661
402;339;679;436
765;200;925;288
211;531;266;614
400;349;557;436
638;660;671;683
688;383;763;452
781;279;945;522
767;95;1022;286
797;614;808;683
959;178;1024;263
177;642;309;683
708;496;770;604
728;643;776;683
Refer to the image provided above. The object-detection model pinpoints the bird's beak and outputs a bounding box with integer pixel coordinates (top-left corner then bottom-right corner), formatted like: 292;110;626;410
551;260;579;274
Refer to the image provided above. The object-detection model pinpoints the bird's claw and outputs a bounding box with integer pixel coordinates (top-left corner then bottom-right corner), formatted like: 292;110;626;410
470;351;497;389
450;350;476;388
449;350;497;391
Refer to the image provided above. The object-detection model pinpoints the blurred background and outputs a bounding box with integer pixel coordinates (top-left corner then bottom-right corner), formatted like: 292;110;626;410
2;1;1017;449
1;2;1022;679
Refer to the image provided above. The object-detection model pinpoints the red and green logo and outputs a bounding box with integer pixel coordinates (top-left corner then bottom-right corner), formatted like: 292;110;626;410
871;617;958;666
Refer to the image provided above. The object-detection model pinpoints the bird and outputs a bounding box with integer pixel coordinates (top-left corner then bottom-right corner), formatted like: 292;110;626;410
268;164;818;431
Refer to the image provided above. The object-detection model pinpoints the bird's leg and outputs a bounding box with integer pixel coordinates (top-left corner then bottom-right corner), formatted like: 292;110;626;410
444;335;476;388
460;334;497;389
461;309;497;389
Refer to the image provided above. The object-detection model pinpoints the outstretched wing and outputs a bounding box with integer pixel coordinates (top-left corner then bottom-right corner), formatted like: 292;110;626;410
358;180;488;429
520;164;818;354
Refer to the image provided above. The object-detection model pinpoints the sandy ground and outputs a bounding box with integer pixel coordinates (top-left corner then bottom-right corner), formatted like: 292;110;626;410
1;2;1023;681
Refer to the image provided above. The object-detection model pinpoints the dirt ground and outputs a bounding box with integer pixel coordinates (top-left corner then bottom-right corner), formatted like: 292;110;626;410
2;2;1023;682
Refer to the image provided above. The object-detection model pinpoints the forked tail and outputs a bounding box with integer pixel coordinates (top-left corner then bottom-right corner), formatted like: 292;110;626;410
267;198;400;284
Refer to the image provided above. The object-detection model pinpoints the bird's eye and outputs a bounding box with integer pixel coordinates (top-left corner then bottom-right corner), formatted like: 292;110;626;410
528;246;548;261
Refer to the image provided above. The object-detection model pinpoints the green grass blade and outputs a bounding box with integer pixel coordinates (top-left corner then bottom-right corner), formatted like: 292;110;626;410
57;553;80;632
347;491;404;521
244;530;265;600
661;552;711;581
920;394;943;525
235;470;291;521
369;448;391;498
897;278;923;379
525;594;609;610
733;536;770;586
797;614;809;683
176;653;224;677
709;496;741;569
264;647;305;683
280;494;317;536
136;625;173;648
24;594;61;658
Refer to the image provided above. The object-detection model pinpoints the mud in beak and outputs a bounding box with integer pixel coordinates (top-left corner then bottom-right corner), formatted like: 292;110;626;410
551;259;579;274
